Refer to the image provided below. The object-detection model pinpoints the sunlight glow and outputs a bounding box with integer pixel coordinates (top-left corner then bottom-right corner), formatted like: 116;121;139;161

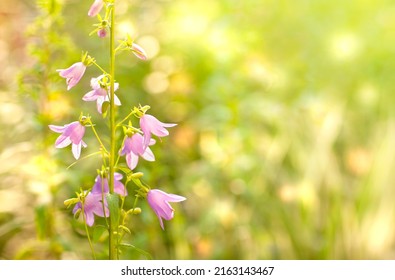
117;21;136;37
330;32;361;61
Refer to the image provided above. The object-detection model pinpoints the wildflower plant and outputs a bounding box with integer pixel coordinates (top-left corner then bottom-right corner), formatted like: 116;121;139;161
50;0;186;259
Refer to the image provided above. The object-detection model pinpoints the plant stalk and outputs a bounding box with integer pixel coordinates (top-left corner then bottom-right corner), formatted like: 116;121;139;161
108;2;117;260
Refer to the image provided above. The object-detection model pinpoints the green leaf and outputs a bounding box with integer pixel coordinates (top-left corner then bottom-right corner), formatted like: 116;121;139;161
118;243;153;260
117;165;132;176
118;225;131;235
106;193;120;230
101;101;110;118
92;225;108;242
34;205;47;240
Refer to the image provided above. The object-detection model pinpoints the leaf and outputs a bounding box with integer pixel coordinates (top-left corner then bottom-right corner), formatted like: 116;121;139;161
101;101;110;118
34;205;47;240
117;165;132;176
118;243;153;260
92;225;108;242
118;225;131;235
106;193;120;229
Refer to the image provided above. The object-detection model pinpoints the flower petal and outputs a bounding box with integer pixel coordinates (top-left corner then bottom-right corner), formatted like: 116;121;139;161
113;93;122;106
84;211;95;227
88;0;104;17
82;90;100;101
48;125;65;133
55;135;72;148
142;132;152;151
69;123;86;144
157;216;165;230
114;172;123;180
131;43;148;60
114;180;127;196
92;176;108;194
114;83;119;92
126;152;139;170
120;137;132;155
142;147;155;162
72;142;82;160
73;202;81;214
130;134;146;155
97;96;105;114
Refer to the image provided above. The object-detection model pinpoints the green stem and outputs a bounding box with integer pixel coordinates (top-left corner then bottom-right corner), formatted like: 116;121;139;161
92;60;108;75
89;123;109;155
118;195;139;246
114;135;126;166
82;203;96;260
101;174;109;228
108;3;117;260
116;109;136;127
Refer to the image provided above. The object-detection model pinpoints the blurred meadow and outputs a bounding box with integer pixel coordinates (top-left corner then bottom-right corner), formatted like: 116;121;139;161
1;0;395;259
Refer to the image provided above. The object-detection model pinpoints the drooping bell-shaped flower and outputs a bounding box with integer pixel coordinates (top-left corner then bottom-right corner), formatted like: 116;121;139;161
131;43;148;60
91;172;127;196
49;121;87;160
147;189;186;230
88;0;104;17
57;62;87;90
73;191;109;227
140;114;177;149
82;75;121;114
120;133;155;170
97;27;107;38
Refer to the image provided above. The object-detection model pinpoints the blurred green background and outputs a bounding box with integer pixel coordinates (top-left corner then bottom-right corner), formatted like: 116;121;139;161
1;0;395;259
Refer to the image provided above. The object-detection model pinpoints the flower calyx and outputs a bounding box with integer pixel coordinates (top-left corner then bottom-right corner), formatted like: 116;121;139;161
81;52;95;67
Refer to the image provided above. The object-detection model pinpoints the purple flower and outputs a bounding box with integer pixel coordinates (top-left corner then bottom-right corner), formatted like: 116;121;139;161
131;43;148;60
49;121;87;160
91;172;127;196
120;133;155;170
88;0;104;17
140;114;177;149
147;189;186;230
82;75;121;114
57;62;87;90
73;192;109;227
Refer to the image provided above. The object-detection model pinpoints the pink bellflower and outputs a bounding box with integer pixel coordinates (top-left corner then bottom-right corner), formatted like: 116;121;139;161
73;191;109;227
91;172;127;196
82;75;121;114
88;0;104;17
131;43;148;60
97;27;107;38
140;114;176;149
49;121;87;160
147;189;186;230
120;133;155;170
57;62;86;90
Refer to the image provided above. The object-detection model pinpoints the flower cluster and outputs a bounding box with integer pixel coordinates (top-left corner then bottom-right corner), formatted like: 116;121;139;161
50;1;185;232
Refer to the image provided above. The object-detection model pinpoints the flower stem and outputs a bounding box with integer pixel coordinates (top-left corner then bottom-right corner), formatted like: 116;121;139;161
114;135;126;166
108;3;118;260
116;108;137;127
92;60;108;75
82;203;96;260
100;175;109;229
89;123;109;155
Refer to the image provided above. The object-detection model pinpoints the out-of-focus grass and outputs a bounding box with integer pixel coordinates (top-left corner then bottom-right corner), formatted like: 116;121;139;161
1;0;395;259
